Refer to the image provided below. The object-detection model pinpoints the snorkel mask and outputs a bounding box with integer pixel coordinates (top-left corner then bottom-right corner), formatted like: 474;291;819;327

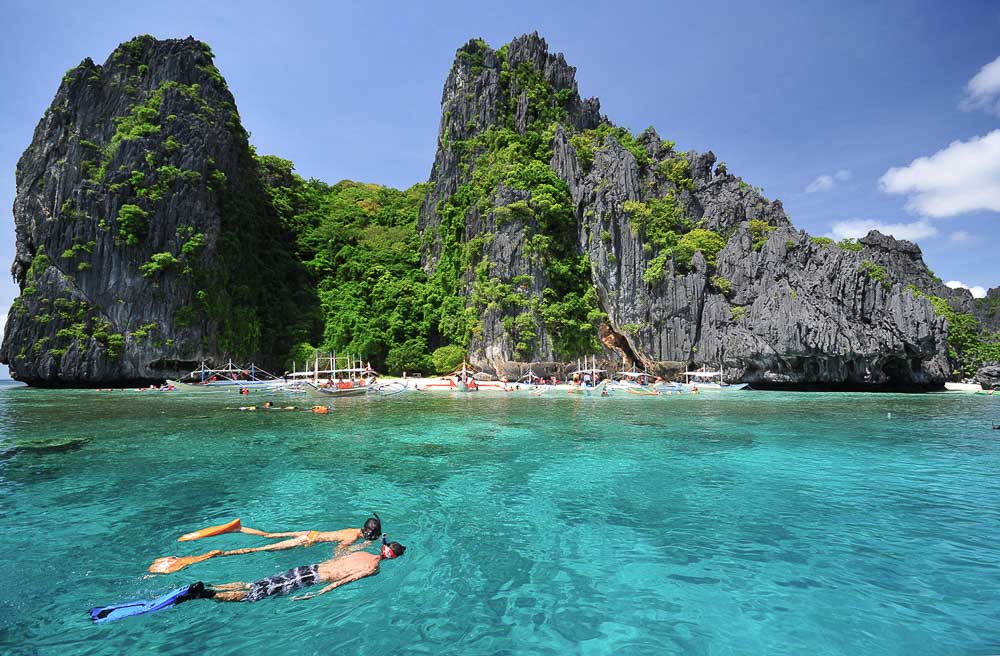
361;512;381;540
381;534;403;559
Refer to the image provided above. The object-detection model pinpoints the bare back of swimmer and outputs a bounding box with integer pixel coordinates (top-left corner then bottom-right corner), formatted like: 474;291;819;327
203;539;406;602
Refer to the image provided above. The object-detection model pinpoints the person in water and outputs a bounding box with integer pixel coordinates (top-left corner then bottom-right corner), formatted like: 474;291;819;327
149;514;383;574
195;537;406;603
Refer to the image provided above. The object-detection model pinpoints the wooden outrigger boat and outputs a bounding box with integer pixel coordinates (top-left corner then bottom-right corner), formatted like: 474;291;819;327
167;361;283;390
419;361;483;392
678;366;748;391
293;353;376;398
565;356;608;395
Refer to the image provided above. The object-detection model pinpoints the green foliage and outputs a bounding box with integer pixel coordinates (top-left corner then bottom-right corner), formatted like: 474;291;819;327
859;260;890;289
456;39;490;77
255;155;430;368
642;253;669;285
624;198;724;275
748;220;776;251
26;248;52;282
425;50;604;358
620;323;642;335
711;275;733;296
811;236;834;247
431;345;466;374
909;286;1000;376
837;237;863;252
654;153;696;191
181;232;206;257
730;306;747;322
678;229;727;267
385;337;433;375
140;252;180;277
131;322;157;343
570;122;651;172
116;204;149;245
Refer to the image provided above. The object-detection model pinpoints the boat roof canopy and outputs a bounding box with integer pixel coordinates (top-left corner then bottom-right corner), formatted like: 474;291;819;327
683;371;723;377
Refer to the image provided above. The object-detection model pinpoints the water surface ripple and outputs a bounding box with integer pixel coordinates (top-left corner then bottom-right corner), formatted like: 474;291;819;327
1;386;998;654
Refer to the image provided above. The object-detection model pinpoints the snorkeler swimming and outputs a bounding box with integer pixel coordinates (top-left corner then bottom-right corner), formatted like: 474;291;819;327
91;535;407;621
149;513;383;574
206;535;407;602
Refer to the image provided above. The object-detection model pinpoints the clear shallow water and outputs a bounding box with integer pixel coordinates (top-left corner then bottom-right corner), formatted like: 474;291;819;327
1;386;999;655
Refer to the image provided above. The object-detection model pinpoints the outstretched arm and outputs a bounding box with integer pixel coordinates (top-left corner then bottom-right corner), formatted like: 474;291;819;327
335;539;371;557
219;535;309;556
291;571;370;601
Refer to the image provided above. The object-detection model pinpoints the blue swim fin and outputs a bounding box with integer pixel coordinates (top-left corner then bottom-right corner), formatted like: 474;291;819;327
89;582;207;623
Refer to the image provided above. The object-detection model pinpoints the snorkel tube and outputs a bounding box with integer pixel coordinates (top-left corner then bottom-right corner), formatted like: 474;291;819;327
381;533;396;559
361;512;381;541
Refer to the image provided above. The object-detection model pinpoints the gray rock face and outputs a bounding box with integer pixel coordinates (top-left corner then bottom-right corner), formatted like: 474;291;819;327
1;36;305;386
419;33;603;371
422;33;951;389
975;287;1000;332
975;364;1000;389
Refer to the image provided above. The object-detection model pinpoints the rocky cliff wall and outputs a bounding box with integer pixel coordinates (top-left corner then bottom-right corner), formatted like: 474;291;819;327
1;36;310;386
421;33;951;388
1;32;967;389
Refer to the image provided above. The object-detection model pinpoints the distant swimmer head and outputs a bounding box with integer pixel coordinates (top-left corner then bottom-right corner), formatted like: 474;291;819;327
380;538;406;559
361;512;382;540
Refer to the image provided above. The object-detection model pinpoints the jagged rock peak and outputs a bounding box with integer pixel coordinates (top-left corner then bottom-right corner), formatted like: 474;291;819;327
2;35;307;386
440;33;602;142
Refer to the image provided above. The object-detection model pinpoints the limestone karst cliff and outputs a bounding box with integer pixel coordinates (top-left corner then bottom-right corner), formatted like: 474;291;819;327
3;33;995;388
0;36;314;386
419;34;960;388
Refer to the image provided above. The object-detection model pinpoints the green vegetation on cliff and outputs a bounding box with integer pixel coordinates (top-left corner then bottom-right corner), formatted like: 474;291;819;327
257;156;438;373
431;41;605;358
909;286;1000;376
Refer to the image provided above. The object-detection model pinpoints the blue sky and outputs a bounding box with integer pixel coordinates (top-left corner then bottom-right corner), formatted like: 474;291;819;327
1;0;999;377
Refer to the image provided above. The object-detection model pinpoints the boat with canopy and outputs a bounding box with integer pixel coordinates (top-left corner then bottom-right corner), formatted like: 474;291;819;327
678;367;748;391
167;361;282;390
292;353;376;398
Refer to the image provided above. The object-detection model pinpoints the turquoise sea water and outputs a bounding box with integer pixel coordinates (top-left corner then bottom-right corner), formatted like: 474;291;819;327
1;384;999;655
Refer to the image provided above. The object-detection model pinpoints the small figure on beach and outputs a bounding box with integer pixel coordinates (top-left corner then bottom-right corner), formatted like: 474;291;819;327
205;535;406;602
149;514;383;574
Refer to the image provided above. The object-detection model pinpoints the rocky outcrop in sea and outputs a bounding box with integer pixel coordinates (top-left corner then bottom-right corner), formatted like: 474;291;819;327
0;36;310;386
2;32;985;389
418;33;950;389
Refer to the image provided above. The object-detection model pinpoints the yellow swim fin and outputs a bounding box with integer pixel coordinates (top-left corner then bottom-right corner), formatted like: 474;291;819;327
177;518;242;541
148;550;223;574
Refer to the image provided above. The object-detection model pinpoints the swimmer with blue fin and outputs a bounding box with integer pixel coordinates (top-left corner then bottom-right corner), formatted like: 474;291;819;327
90;535;406;621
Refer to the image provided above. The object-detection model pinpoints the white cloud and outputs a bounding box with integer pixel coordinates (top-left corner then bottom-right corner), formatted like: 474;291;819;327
949;230;971;243
960;54;1000;115
806;175;834;193
805;169;851;193
879;129;1000;217
945;280;987;298
829;218;938;242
